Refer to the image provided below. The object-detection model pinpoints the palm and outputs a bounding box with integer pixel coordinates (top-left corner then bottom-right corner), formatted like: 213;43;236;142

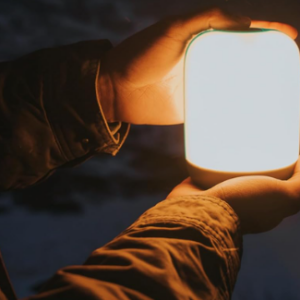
168;161;300;234
104;24;186;124
208;176;296;233
118;60;184;125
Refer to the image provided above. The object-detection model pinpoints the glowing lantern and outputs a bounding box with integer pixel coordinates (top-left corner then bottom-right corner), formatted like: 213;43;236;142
184;29;300;188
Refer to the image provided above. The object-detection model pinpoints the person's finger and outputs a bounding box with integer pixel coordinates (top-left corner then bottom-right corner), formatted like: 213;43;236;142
251;20;298;39
287;156;300;184
167;7;251;42
285;157;300;209
179;177;193;185
287;156;300;181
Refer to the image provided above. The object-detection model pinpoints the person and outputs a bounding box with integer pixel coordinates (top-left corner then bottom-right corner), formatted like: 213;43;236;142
0;7;299;300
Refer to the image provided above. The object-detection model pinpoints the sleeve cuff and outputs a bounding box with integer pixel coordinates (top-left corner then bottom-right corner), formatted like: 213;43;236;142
42;40;130;163
122;195;242;294
95;61;130;156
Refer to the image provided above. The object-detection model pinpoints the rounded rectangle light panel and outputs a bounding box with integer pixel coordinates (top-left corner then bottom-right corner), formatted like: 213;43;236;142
184;29;300;188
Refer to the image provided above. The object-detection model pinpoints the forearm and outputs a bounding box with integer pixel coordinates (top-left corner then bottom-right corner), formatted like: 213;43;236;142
0;40;129;190
26;195;242;300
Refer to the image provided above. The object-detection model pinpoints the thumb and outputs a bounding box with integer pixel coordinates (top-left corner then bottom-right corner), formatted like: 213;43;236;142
251;20;298;40
168;7;251;42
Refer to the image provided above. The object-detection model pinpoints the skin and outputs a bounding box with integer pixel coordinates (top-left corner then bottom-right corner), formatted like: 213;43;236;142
98;8;298;125
98;8;251;124
168;158;300;234
98;7;300;234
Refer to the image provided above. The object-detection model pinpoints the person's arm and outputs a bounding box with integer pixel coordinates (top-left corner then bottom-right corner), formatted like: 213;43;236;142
0;40;129;190
0;6;296;191
0;7;254;191
25;194;241;300
23;158;300;300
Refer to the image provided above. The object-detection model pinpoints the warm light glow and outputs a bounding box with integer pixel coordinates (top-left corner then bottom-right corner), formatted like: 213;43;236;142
185;29;300;186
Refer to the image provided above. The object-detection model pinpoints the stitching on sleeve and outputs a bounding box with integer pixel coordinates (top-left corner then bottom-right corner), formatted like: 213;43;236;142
127;216;238;291
163;196;240;228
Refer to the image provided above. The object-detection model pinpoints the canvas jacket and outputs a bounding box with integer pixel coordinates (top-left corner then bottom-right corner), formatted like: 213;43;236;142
0;40;242;300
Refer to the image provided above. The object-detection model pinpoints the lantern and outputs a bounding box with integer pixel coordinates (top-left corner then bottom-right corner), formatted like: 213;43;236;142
184;29;300;189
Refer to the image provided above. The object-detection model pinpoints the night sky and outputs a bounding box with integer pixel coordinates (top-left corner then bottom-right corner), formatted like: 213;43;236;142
0;0;300;299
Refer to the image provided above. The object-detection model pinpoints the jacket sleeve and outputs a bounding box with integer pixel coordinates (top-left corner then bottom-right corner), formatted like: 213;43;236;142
25;195;242;300
0;40;129;190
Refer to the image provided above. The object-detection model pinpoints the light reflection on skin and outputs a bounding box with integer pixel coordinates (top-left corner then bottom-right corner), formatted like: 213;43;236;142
251;20;298;39
147;21;299;126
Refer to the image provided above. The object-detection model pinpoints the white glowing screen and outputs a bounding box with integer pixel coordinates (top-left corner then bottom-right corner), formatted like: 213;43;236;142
185;30;300;172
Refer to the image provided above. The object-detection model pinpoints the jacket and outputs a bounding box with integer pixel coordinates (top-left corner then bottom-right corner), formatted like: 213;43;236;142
0;40;242;300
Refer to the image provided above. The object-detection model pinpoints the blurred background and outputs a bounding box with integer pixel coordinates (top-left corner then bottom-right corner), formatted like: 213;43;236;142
0;0;300;299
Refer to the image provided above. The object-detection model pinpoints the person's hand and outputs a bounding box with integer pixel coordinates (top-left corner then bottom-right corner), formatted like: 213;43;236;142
251;20;298;39
168;157;300;234
98;8;251;124
98;8;298;125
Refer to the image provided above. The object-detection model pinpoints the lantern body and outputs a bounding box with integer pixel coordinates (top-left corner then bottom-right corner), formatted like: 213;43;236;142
184;29;300;188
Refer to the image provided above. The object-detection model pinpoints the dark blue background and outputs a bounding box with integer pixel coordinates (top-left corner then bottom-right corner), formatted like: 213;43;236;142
0;1;300;299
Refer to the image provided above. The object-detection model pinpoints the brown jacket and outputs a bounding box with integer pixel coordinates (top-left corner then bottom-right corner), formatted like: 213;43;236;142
0;40;242;300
